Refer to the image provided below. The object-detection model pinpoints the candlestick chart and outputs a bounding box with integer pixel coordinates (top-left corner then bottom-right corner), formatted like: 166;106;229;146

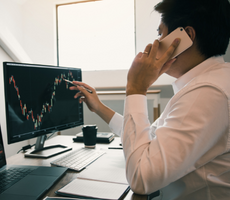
5;65;83;138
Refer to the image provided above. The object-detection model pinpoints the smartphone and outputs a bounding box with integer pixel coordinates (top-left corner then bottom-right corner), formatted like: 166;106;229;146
156;27;193;59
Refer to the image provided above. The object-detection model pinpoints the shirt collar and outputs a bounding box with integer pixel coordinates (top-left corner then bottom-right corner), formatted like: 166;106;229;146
172;56;225;94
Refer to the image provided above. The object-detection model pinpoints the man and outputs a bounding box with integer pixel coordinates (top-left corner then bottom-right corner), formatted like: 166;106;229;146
71;0;230;199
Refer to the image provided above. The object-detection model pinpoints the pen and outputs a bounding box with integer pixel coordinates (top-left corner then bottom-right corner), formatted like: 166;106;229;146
108;146;123;149
64;79;93;93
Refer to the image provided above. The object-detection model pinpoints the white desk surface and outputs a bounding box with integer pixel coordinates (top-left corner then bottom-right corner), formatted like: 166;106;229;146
7;135;148;200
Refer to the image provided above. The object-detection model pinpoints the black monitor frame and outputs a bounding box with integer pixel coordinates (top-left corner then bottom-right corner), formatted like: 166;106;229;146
3;62;84;158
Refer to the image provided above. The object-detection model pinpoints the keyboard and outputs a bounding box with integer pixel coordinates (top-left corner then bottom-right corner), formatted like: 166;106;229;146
50;148;106;171
0;167;34;194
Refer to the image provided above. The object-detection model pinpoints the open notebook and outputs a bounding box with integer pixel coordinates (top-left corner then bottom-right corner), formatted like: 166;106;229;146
56;178;130;200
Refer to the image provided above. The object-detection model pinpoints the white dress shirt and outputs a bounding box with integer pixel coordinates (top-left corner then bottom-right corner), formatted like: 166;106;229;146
109;56;230;200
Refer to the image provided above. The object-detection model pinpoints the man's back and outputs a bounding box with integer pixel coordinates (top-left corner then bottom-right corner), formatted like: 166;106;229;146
156;56;230;199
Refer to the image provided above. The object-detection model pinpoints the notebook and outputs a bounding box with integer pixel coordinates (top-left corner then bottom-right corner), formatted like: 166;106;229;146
56;178;130;200
0;125;68;200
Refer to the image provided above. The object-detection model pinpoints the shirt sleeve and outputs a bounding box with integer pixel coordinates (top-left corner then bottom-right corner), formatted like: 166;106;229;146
122;86;229;194
108;112;123;136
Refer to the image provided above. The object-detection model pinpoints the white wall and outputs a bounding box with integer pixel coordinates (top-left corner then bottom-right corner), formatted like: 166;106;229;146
0;46;30;157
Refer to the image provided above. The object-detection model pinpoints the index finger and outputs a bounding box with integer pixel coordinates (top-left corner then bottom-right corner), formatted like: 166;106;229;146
70;81;94;94
70;81;93;90
148;39;160;60
157;38;180;66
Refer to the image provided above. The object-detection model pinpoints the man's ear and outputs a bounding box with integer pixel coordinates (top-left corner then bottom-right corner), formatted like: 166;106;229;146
184;26;196;41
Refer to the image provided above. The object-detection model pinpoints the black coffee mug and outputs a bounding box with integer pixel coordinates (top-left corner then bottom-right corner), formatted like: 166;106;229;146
82;125;97;148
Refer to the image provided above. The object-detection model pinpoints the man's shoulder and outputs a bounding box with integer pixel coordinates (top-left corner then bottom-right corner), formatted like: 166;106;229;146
192;63;230;87
175;64;230;99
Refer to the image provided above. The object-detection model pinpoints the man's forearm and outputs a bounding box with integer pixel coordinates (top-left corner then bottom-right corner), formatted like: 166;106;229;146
95;102;116;124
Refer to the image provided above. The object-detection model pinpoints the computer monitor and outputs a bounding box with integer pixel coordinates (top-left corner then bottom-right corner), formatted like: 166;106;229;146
3;62;84;158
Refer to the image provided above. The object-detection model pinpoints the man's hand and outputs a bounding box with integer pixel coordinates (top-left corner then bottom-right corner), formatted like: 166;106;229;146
126;38;180;96
69;81;115;124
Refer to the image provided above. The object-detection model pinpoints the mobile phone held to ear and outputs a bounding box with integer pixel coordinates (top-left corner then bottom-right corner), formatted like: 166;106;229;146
157;27;193;59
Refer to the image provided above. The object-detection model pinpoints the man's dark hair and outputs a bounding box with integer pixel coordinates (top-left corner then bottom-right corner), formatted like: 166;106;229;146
154;0;230;58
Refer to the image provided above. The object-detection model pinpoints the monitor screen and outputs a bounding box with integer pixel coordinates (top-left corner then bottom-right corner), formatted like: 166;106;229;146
3;62;83;145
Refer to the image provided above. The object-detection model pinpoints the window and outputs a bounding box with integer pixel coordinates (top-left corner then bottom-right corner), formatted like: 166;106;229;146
57;0;135;71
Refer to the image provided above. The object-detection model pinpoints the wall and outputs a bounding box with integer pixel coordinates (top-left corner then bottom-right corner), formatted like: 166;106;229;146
0;46;31;157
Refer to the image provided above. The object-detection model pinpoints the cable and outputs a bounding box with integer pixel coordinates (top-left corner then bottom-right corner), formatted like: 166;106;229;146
17;132;57;153
17;144;35;154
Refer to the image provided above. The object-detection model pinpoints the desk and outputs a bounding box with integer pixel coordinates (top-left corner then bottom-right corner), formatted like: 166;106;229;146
97;90;161;121
7;135;148;200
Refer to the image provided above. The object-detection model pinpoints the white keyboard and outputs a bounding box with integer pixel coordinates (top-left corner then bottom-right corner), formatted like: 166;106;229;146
51;148;106;171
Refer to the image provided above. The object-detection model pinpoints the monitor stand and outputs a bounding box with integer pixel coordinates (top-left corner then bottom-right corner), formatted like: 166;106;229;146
24;135;72;158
